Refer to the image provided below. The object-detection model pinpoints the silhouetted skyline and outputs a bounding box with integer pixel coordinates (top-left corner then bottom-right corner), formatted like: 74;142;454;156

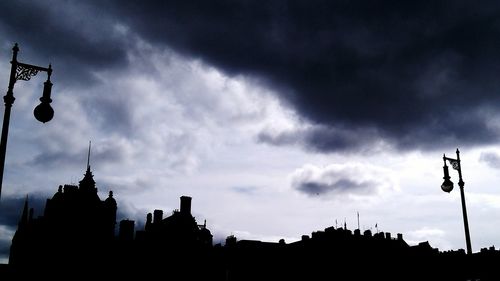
5;166;500;280
2;1;500;266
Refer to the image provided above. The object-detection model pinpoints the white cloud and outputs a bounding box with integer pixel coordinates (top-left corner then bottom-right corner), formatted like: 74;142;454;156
406;227;452;250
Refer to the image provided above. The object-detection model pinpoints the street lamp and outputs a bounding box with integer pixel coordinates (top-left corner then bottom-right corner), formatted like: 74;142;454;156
0;43;54;200
441;148;472;255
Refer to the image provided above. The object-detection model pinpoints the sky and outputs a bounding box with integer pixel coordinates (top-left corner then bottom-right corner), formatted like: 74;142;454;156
2;0;500;263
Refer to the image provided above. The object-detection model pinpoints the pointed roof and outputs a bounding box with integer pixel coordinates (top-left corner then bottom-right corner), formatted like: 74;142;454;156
79;166;96;190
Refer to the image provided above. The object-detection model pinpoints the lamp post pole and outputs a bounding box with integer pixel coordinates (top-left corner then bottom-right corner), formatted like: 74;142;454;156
442;148;472;255
0;43;54;200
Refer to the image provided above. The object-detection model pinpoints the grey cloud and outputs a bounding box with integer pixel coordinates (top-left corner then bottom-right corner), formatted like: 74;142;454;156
290;164;393;198
85;94;134;136
295;179;374;196
29;150;84;170
231;186;258;196
116;202;148;232
479;152;500;169
28;141;126;169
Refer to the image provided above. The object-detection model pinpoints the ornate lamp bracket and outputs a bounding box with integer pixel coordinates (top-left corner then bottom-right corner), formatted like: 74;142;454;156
15;62;50;82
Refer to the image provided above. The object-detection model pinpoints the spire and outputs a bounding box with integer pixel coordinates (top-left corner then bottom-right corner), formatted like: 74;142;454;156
20;195;29;226
79;141;96;192
87;140;91;171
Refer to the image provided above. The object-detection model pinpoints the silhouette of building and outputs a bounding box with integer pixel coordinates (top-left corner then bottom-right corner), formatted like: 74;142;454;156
9;161;117;268
136;195;213;248
8;155;215;278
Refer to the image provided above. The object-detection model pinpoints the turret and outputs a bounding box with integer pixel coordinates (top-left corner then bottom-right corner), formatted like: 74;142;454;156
104;191;117;237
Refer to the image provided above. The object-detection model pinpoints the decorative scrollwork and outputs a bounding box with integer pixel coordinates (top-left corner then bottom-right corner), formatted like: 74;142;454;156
15;65;39;81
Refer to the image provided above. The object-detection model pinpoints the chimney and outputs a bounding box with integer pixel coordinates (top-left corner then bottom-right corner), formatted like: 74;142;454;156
397;233;403;241
153;210;163;224
180;196;192;215
145;213;153;231
385;232;391;240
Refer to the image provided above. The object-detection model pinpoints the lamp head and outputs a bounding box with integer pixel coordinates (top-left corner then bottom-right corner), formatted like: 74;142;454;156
441;163;454;193
34;102;54;123
441;178;454;193
33;79;53;123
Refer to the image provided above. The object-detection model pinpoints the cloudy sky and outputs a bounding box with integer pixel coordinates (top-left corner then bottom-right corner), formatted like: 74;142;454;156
2;0;500;262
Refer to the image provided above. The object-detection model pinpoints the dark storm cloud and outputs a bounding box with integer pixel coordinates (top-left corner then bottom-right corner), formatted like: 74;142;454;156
99;0;500;151
1;1;500;152
479;151;500;169
0;0;130;86
258;125;383;153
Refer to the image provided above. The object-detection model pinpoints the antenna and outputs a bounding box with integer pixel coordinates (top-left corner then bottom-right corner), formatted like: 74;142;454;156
87;140;91;170
357;211;360;230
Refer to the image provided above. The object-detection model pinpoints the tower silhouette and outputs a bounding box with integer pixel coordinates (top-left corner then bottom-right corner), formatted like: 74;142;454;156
9;144;117;269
